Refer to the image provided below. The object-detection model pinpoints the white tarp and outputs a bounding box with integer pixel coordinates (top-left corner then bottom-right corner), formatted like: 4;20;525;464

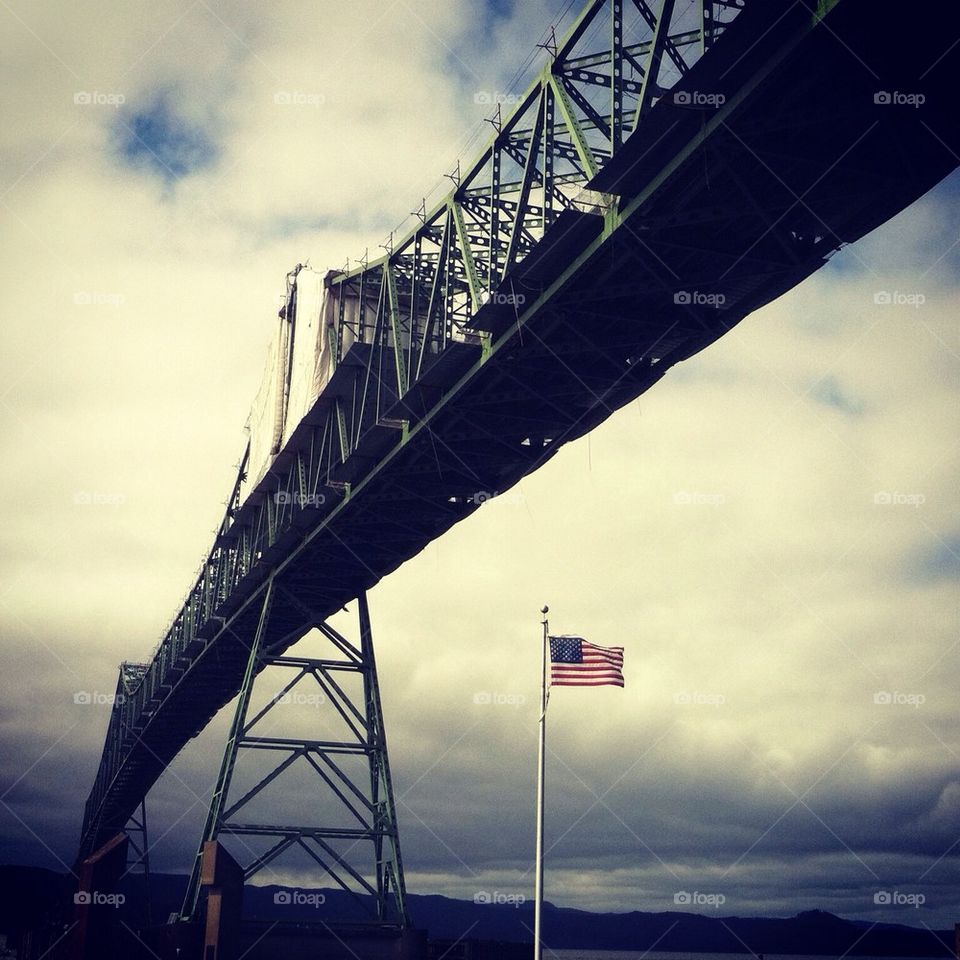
310;284;376;398
246;313;291;492
314;284;339;400
238;270;383;507
283;268;325;446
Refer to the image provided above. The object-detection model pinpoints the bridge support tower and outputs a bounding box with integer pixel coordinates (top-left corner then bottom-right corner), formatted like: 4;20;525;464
180;583;408;929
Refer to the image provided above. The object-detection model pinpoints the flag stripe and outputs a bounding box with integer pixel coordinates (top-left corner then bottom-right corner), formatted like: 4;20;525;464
552;678;625;687
552;676;623;683
551;666;622;674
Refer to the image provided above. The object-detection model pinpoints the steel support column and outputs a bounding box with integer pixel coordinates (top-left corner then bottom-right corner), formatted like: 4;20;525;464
180;584;407;927
124;799;152;927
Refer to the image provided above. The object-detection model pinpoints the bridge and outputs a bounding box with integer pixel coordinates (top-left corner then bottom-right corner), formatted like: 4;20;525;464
77;0;959;947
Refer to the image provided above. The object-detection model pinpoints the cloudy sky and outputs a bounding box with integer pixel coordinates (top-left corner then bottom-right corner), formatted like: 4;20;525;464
1;0;959;934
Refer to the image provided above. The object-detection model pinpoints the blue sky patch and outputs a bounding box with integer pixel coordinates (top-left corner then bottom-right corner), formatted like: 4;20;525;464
908;534;960;583
118;94;217;181
809;375;864;415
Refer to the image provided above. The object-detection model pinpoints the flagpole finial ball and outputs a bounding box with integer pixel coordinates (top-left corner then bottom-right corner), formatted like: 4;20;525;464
541;605;549;615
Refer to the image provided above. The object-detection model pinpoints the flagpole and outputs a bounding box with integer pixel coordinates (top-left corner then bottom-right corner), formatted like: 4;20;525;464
534;604;548;960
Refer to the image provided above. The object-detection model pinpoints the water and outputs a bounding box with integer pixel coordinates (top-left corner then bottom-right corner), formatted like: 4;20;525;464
549;953;933;960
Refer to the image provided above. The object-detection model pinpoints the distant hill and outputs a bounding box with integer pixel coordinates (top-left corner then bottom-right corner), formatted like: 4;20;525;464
392;895;954;957
0;865;953;957
0;866;73;935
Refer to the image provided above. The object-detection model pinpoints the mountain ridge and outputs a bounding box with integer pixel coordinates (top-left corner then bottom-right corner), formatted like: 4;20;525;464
0;865;953;956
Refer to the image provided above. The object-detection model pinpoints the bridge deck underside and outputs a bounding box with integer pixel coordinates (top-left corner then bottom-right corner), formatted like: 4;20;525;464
83;0;960;856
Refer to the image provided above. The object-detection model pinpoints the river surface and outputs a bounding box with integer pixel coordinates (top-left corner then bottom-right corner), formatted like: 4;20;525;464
549;953;933;960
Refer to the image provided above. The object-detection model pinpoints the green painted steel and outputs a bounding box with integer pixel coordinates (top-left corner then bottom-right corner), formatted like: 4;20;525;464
180;587;408;926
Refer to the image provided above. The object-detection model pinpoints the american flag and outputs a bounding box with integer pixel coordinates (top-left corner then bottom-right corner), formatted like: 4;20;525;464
549;636;624;688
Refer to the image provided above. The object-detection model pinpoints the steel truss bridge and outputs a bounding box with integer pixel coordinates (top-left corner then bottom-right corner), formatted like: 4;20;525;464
79;0;960;931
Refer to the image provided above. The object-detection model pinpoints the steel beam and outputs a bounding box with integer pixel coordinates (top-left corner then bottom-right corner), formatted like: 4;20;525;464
179;588;407;927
